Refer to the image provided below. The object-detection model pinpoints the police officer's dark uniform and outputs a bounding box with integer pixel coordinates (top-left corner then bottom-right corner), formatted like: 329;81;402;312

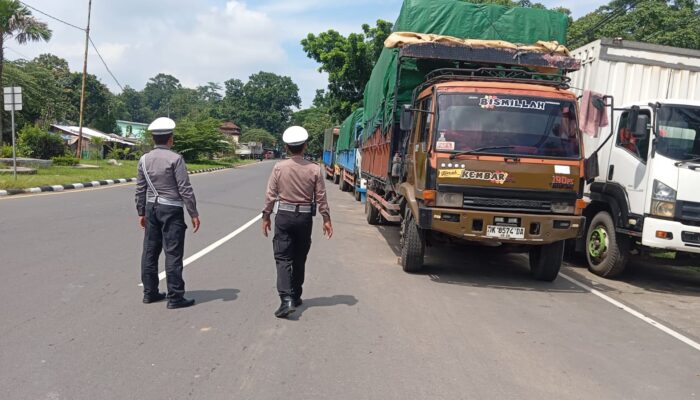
262;126;332;318
136;117;200;309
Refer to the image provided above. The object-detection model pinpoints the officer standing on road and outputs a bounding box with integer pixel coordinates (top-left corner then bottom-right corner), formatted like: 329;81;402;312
136;117;201;309
262;126;333;318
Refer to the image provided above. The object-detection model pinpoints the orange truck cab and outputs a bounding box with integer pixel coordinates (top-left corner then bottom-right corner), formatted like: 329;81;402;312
361;42;597;281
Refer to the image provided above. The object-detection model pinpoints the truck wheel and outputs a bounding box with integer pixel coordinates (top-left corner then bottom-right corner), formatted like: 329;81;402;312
400;213;425;273
339;172;350;192
586;211;630;278
333;173;340;185
366;200;380;225
529;241;564;281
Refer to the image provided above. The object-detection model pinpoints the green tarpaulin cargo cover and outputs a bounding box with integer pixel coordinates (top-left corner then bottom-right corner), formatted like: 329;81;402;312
337;108;364;152
363;0;569;136
394;0;567;45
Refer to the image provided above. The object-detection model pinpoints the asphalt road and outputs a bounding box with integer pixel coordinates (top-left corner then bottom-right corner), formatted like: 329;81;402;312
1;161;699;400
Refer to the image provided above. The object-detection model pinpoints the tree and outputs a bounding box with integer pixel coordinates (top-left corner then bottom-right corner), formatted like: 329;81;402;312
291;107;333;156
172;116;230;161
568;0;700;50
66;72;117;133
220;78;245;123
117;86;152;123
0;0;52;145
143;73;181;116
4;58;74;130
168;87;205;120
238;71;301;135
240;127;277;147
302;20;393;121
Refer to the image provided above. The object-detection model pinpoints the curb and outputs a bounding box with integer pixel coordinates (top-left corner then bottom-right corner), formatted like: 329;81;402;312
0;166;233;197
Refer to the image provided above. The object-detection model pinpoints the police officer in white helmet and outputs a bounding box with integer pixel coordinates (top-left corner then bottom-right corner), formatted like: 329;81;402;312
262;126;333;318
135;117;200;309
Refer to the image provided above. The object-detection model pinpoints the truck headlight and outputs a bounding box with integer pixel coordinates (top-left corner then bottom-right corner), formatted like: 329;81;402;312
651;180;676;218
551;202;575;214
436;192;463;208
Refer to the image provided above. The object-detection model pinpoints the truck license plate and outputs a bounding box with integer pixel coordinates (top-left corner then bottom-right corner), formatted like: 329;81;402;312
486;225;525;239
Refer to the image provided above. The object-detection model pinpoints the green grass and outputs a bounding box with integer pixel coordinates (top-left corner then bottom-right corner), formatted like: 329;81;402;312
0;159;253;190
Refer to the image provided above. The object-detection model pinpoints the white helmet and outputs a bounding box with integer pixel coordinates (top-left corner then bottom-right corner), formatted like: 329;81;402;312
148;117;176;135
282;126;309;146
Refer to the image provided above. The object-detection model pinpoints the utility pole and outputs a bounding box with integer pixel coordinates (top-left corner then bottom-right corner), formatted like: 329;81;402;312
76;0;92;159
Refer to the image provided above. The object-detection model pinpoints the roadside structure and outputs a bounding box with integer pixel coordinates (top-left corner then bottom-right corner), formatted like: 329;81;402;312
220;121;242;144
115;120;149;139
50;124;134;158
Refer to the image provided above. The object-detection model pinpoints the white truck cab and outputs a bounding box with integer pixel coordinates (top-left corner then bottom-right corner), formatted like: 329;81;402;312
581;100;700;276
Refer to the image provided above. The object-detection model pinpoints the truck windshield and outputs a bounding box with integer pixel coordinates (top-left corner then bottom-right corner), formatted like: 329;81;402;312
435;94;580;159
657;106;700;161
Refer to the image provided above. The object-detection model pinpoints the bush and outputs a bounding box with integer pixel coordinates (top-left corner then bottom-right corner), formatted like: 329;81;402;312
18;126;67;160
106;146;141;160
52;155;79;166
1;145;13;158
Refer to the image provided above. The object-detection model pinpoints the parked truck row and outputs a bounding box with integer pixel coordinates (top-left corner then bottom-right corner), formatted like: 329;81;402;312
321;0;699;282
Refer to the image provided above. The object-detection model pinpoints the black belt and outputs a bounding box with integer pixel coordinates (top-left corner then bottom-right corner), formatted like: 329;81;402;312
278;203;313;213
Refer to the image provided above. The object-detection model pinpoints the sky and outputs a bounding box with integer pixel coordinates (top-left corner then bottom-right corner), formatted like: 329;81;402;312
9;0;608;111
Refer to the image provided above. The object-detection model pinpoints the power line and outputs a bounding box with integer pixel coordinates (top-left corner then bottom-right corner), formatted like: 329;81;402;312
19;1;85;31
6;47;30;59
579;0;644;39
88;36;124;91
18;1;125;92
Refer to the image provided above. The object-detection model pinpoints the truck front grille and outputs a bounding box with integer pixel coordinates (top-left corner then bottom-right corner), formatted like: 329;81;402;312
463;196;551;213
678;200;700;226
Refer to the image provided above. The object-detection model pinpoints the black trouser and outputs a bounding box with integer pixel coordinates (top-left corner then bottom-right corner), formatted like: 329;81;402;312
273;210;313;300
141;203;187;300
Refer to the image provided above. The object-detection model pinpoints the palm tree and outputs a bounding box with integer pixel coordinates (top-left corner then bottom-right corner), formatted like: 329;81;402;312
0;0;52;145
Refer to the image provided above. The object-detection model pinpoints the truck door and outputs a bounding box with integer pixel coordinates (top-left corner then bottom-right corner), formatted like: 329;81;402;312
411;97;432;192
606;109;652;215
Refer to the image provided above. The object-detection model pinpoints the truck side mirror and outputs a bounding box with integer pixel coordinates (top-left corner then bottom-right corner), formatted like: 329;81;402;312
626;106;640;132
584;153;599;184
632;114;650;138
400;105;413;131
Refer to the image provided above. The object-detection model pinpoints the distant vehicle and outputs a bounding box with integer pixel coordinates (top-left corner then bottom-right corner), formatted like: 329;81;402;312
335;108;364;201
322;127;340;183
567;39;700;277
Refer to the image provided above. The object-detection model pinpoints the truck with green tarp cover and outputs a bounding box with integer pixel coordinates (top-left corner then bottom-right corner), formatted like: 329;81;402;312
322;126;340;182
336;108;364;196
361;0;596;281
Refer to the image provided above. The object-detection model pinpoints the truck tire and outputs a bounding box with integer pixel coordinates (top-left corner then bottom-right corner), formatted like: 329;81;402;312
339;172;350;192
333;173;340;185
366;199;380;225
400;213;425;273
586;211;630;278
529;241;564;281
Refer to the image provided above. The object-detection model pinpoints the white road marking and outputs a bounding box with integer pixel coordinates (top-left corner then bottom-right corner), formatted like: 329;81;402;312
139;213;263;285
560;272;700;352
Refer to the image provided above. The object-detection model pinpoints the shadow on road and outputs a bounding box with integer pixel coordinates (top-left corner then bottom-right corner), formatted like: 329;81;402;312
289;295;359;320
188;288;240;304
566;255;700;297
374;224;585;294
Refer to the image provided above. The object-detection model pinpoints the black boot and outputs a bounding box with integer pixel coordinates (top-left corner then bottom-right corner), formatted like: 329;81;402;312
167;297;195;309
274;297;296;318
292;297;303;307
143;292;166;304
